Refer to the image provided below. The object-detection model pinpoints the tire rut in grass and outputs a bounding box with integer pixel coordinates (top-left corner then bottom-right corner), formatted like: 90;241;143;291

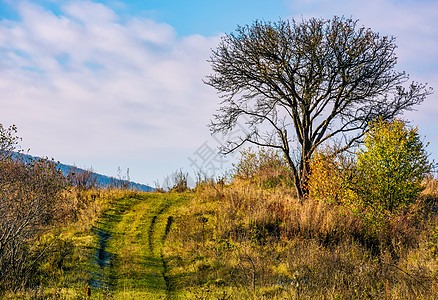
88;196;140;293
162;216;174;293
147;203;170;252
88;194;186;298
146;199;178;298
89;228;113;290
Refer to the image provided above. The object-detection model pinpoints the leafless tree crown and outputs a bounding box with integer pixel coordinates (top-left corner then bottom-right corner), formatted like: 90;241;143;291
205;16;432;199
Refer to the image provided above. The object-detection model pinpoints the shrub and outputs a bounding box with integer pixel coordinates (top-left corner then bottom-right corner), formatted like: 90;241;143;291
233;147;292;188
0;124;68;291
68;167;98;191
353;118;432;213
0;124;20;160
310;118;431;212
308;119;432;255
169;169;190;192
109;166;132;190
308;145;355;205
0;156;67;290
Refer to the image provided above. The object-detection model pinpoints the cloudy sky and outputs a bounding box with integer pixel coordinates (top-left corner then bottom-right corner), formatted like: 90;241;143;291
0;0;437;186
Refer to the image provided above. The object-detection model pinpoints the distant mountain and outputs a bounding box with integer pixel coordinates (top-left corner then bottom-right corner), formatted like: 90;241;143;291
11;152;155;192
56;163;155;193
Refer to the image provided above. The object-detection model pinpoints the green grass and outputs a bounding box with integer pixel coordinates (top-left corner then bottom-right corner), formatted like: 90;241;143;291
85;191;192;299
103;193;182;298
3;180;437;299
45;191;179;299
2;190;193;299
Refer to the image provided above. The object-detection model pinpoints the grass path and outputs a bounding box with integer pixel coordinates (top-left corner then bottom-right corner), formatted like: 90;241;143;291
88;192;190;299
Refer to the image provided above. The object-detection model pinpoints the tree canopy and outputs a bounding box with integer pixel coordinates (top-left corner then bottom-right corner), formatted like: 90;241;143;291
205;16;432;199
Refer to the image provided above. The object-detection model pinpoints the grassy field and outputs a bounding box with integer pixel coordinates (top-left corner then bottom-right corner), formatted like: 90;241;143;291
3;177;438;299
160;178;438;299
2;190;192;299
81;191;192;299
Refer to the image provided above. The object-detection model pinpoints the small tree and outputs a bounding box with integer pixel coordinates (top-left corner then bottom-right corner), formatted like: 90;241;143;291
353;118;431;213
233;147;292;188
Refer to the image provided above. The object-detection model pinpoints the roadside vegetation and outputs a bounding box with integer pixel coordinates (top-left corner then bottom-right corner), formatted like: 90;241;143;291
163;123;438;298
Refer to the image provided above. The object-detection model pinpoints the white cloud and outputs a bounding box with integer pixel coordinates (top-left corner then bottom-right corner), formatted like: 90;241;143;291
0;0;221;183
63;1;118;24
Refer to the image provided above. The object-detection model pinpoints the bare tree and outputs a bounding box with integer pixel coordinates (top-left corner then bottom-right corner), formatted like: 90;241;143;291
0;124;20;160
68;166;98;191
0;125;67;290
205;16;432;199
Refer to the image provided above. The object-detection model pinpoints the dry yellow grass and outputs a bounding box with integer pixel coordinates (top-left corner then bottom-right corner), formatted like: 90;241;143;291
3;172;437;299
164;177;438;299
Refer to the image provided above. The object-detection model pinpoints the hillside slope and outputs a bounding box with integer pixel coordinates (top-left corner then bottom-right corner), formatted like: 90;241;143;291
86;192;189;299
4;181;437;299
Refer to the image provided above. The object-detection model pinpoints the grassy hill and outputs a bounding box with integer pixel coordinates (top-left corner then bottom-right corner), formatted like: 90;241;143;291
3;189;190;299
2;178;437;299
1;149;438;299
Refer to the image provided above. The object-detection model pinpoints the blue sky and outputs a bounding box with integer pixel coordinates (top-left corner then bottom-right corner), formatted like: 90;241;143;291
104;0;290;36
0;0;437;186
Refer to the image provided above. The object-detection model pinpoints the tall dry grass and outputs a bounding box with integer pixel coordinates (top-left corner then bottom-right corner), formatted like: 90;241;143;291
165;174;438;299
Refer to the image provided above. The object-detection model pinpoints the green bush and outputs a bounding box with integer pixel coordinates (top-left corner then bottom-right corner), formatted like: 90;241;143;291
310;118;432;212
353;118;432;213
308;119;432;255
